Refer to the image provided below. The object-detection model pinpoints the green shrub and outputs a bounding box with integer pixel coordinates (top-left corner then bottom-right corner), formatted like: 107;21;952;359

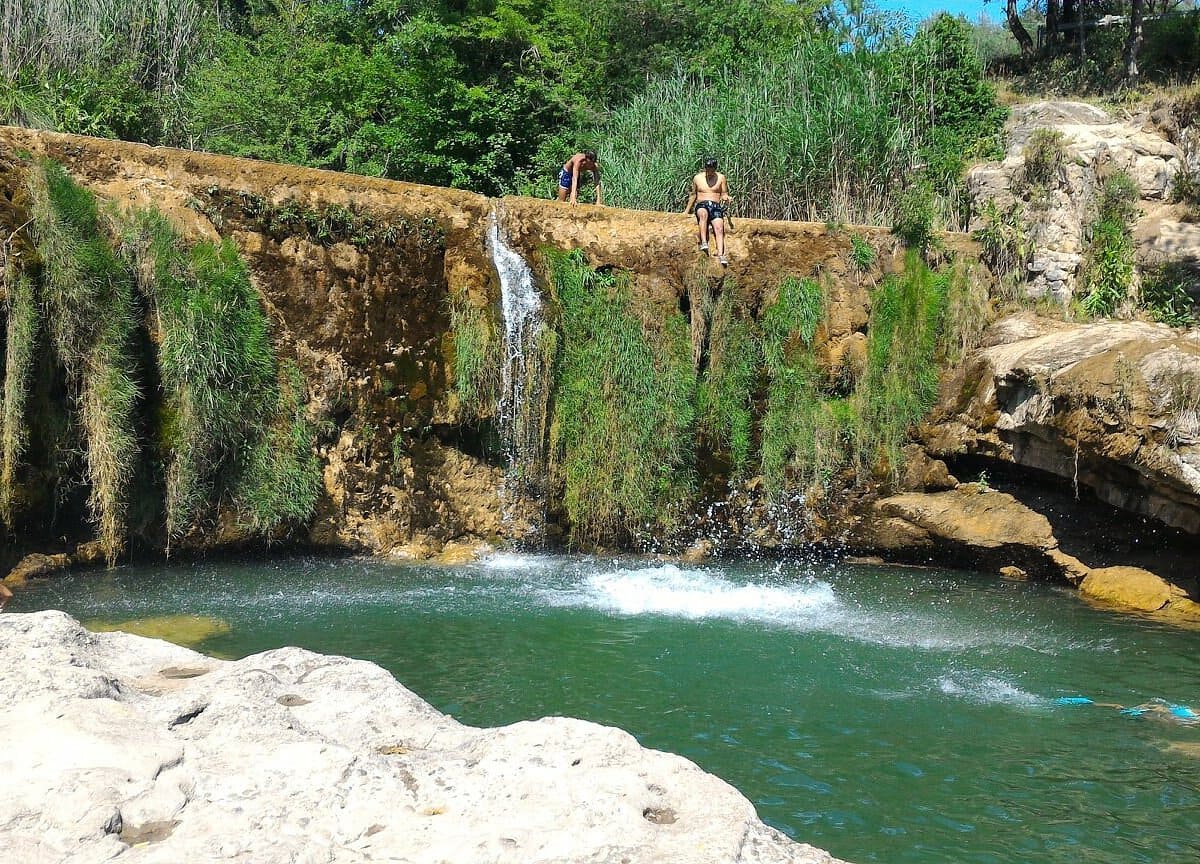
1140;263;1199;327
972;198;1028;296
546;249;696;545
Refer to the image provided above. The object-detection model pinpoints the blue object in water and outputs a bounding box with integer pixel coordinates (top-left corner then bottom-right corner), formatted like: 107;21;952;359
1054;696;1094;705
1169;704;1198;719
1119;707;1146;716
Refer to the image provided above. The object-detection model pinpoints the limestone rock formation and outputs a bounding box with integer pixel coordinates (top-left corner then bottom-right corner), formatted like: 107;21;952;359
861;487;1088;581
967;100;1187;302
923;312;1200;534
0;610;846;864
1079;565;1200;616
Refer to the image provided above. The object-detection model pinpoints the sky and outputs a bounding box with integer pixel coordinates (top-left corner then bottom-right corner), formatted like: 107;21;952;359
874;0;997;23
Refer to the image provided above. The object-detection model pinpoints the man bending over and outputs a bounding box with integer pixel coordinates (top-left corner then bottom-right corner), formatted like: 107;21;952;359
558;151;603;205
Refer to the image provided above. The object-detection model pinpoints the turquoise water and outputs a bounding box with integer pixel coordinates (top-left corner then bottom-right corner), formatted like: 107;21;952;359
13;554;1200;864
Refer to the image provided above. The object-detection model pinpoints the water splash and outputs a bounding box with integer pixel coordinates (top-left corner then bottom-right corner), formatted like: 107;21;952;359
486;206;553;522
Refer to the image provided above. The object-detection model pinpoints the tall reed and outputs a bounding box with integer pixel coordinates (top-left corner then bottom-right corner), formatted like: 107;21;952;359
1;272;38;524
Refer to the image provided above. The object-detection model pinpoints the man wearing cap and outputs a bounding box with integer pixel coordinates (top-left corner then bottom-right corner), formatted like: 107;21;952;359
684;157;732;265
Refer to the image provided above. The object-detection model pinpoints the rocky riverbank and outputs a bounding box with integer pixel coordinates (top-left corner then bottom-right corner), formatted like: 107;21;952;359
0;610;845;864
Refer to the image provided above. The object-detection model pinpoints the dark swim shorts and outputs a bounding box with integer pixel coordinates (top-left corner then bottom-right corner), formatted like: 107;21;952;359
694;200;725;221
558;168;573;189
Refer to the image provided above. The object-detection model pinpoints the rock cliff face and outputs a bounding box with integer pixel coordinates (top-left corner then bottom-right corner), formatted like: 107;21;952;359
0;127;963;562
0;610;844;864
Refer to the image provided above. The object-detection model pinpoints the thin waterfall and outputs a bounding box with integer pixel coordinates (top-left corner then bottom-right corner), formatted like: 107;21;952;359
486;206;551;510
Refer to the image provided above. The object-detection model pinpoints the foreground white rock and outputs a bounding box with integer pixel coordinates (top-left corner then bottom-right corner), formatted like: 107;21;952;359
0;611;847;864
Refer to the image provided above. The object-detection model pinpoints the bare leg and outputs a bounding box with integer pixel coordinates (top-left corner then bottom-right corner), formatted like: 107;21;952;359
712;217;726;258
696;209;710;250
557;185;568;202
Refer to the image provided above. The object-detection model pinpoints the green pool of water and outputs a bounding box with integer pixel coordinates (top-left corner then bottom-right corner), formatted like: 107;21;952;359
13;554;1200;863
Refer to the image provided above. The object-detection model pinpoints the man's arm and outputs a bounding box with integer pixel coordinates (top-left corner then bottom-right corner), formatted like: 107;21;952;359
594;167;603;206
569;163;581;204
719;174;732;204
683;178;697;213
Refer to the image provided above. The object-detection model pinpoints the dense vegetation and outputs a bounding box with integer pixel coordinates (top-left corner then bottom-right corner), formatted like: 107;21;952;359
0;0;1005;228
534;250;984;545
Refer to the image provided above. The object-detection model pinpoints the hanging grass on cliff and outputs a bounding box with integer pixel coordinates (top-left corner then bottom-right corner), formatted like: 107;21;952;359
447;290;502;418
25;160;140;562
697;280;760;474
758;255;965;502
1;274;39;524
546;250;696;545
121;210;280;540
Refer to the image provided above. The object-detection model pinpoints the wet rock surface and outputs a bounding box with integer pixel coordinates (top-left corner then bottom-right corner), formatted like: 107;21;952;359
0;610;846;864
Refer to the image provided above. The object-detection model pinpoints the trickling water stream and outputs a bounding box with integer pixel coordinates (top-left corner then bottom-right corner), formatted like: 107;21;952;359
486;207;551;509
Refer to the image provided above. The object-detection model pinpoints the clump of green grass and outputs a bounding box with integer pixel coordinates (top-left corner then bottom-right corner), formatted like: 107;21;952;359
856;252;951;478
230;361;321;535
26;160;139;562
546;249;696;546
1;273;39;524
1080;172;1139;319
121;209;278;540
697;280;760;473
447;291;501;417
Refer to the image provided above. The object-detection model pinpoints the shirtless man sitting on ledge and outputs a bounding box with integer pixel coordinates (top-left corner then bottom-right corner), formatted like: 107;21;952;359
684;157;732;266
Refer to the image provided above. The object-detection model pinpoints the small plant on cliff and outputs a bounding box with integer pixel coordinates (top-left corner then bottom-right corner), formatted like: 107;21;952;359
972;198;1028;299
1018;129;1067;205
546;249;696;546
850;234;876;272
229;361;321;535
120;209;278;541
25;160;140;563
1;274;39;525
697;280;760;474
447;291;501;418
1080;173;1139;319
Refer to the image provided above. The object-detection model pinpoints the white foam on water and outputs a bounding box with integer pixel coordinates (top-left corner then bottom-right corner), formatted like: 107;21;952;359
936;673;1043;708
541;563;839;625
479;552;556;571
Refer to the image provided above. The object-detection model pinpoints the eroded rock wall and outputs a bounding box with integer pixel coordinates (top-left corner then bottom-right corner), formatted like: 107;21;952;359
0;127;956;560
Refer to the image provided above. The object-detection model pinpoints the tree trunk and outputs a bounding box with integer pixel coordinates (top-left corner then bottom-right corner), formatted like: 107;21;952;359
1046;0;1060;47
1125;0;1145;83
1005;0;1035;57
